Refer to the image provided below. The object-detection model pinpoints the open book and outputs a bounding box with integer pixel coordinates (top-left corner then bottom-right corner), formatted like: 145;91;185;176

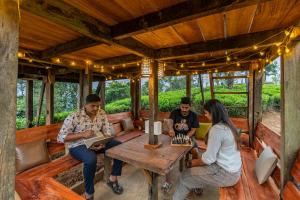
84;135;113;149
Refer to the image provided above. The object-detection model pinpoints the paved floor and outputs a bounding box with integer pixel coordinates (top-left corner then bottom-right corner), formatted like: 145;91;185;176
94;161;219;200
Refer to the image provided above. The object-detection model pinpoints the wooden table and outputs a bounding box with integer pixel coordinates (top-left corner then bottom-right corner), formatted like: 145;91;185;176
106;134;192;200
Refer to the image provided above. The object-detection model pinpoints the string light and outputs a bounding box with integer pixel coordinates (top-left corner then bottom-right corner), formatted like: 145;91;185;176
55;58;61;63
236;62;240;66
265;58;269;63
176;71;180;75
285;30;290;36
226;56;231;61
180;64;184;68
85;60;92;65
163;63;167;67
259;51;265;56
29;59;33;63
285;47;290;53
122;64;126;68
70;61;76;66
18;52;25;58
277;48;282;55
202;62;205;66
112;66;115;70
215;69;218;73
253;45;258;50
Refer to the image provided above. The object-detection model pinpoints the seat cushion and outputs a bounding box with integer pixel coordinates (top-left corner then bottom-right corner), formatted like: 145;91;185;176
121;118;134;131
195;123;212;139
255;146;278;184
16;140;50;174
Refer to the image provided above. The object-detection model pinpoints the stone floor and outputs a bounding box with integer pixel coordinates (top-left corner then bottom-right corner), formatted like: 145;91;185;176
93;161;219;200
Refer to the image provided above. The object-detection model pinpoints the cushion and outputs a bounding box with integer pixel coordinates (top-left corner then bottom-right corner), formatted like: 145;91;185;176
16;140;50;174
255;146;278;184
195;123;212;139
121;117;134;131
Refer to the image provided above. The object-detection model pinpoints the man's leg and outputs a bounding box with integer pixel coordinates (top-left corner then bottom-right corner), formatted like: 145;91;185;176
69;145;97;196
104;139;123;177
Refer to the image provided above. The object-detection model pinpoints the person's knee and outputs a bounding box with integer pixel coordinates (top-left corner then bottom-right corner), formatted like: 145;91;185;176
109;139;122;148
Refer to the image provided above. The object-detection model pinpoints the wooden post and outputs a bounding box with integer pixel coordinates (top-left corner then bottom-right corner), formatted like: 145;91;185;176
209;72;215;99
78;70;84;109
186;75;191;99
26;80;33;128
148;60;159;145
199;74;205;106
46;70;55;125
130;78;141;120
248;62;263;147
82;67;92;104
99;80;105;110
36;82;46;126
0;0;19;198
281;41;300;190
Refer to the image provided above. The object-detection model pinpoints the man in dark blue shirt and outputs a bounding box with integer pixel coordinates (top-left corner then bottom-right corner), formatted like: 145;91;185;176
162;97;200;193
168;97;199;137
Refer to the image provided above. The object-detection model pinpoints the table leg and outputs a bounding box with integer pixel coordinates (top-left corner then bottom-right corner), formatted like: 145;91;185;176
104;155;112;181
179;156;185;172
148;171;158;200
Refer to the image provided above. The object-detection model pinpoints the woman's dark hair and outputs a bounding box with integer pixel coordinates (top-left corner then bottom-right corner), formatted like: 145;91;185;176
204;99;240;150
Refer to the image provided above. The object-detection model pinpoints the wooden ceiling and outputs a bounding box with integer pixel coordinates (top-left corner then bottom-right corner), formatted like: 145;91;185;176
18;0;300;76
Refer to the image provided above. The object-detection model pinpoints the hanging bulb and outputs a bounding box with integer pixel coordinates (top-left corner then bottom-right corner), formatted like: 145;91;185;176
259;51;265;56
55;58;61;63
285;47;290;53
226;56;231;61
122;64;126;67
18;52;25;58
163;63;166;67
285;30;290;36
236;62;240;67
112;66;115;70
202;62;205;66
265;58;269;63
180;64;184;68
214;69;218;73
253;45;258;50
276;43;281;47
29;59;33;63
85;60;92;65
277;48;282;55
70;61;76;66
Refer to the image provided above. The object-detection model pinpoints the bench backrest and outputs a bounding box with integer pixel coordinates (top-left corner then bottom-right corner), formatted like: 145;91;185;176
139;110;249;132
254;122;281;188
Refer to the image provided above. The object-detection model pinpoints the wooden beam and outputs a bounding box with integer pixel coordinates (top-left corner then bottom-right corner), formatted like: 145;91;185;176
40;37;100;59
96;54;141;66
0;1;19;198
112;0;271;39
149;60;159;145
45;70;55;125
26;80;34;128
156;29;284;59
21;0;154;57
99;80;105;110
186;75;191;99
209;72;215;99
281;41;300;190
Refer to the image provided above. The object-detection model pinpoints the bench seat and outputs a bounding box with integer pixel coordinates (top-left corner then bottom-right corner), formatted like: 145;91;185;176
219;147;279;200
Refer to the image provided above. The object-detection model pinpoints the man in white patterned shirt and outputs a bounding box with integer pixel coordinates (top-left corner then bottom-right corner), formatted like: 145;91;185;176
57;94;123;200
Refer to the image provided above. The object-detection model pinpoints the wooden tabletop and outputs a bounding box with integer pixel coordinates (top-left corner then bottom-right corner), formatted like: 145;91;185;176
106;134;192;175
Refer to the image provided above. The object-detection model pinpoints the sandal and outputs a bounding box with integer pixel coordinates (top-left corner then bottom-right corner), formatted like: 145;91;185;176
192;188;204;196
161;181;173;193
106;179;124;194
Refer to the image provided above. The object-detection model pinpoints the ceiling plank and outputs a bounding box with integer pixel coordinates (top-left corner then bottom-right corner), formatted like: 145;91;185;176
21;0;154;57
112;0;271;39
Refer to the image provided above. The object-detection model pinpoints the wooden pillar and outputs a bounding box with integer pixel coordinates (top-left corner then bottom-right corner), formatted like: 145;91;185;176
78;68;92;108
130;78;141;120
209;72;215;99
46;70;55;125
248;62;263;147
149;61;159;145
186;75;191;99
83;68;92;104
199;74;205;106
0;0;19;198
99;80;105;110
281;41;300;190
26;80;33;128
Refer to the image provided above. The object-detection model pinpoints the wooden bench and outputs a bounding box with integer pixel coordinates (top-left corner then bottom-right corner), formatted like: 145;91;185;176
220;122;281;200
15;111;144;200
283;150;300;200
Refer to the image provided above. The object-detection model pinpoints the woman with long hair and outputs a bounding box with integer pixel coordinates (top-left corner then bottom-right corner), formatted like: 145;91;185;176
173;99;242;200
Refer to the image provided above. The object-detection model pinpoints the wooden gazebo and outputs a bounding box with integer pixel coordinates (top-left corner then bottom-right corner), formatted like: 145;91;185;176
1;0;300;199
